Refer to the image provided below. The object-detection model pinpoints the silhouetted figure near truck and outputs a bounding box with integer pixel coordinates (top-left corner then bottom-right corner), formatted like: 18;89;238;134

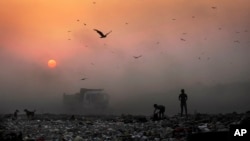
153;104;165;120
179;89;188;117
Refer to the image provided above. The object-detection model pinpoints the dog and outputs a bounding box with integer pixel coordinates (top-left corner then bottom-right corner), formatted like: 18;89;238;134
24;109;36;119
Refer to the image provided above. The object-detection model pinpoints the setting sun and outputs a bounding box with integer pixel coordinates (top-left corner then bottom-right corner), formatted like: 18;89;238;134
48;59;57;68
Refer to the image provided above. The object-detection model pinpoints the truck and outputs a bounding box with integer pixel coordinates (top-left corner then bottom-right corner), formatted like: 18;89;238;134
63;88;109;113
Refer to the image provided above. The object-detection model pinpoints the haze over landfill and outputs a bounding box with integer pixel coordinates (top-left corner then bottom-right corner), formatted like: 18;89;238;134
0;0;250;115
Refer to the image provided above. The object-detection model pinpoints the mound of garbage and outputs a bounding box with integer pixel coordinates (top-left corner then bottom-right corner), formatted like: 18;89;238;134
0;112;249;141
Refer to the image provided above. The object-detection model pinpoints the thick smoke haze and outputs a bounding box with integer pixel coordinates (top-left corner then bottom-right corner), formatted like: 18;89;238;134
0;0;250;115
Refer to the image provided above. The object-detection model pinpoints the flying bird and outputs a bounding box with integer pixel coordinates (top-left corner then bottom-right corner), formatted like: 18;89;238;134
234;40;240;43
81;78;87;80
93;29;112;38
211;6;217;9
133;55;142;59
180;38;186;41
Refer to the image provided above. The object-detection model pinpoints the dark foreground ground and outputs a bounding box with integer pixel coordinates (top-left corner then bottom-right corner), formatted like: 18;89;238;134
0;112;250;141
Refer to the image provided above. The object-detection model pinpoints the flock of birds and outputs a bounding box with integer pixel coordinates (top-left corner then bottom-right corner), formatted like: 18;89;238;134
64;4;248;81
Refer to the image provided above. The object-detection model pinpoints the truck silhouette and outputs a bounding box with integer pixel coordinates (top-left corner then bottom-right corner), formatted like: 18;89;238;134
63;88;109;113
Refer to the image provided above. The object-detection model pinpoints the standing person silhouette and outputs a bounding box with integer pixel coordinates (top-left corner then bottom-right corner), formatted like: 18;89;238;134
179;89;188;117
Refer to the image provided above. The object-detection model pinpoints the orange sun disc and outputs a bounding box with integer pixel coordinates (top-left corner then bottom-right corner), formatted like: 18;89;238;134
48;59;57;68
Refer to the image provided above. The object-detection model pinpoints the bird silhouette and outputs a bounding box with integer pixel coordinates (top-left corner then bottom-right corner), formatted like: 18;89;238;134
81;78;87;80
211;6;217;9
234;40;240;43
133;55;142;59
180;38;186;41
93;29;112;38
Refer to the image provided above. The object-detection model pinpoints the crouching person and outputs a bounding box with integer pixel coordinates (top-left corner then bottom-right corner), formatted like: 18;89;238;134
153;104;165;120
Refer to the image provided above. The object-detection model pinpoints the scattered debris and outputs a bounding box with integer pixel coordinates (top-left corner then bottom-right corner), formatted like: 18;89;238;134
0;112;248;140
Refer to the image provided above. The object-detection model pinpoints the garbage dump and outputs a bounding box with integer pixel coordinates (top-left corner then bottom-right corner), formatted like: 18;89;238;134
0;112;249;141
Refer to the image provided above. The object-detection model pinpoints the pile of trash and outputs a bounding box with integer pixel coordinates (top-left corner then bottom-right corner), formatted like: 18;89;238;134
0;112;249;141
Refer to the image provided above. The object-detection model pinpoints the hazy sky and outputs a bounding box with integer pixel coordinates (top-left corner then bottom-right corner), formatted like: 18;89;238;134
0;0;250;115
